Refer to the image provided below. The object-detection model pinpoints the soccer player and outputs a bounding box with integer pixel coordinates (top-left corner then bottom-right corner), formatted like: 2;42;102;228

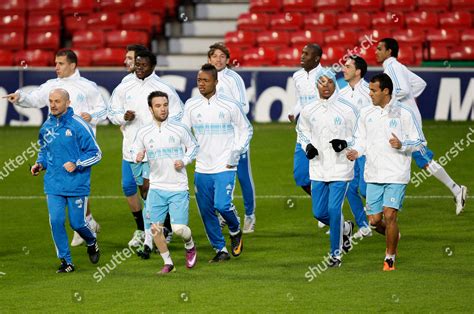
134;91;199;274
31;88;101;273
339;56;372;238
296;72;356;267
182;64;253;262
347;73;427;271
376;38;467;215
207;42;256;233
4;48;105;246
108;50;184;257
289;44;324;196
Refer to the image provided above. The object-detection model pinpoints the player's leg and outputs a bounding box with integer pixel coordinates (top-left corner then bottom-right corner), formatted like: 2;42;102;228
122;159;145;247
237;149;256;233
46;195;74;272
294;143;311;195
348;157;371;237
215;171;242;257
311;181;330;225
328;181;352;262
71;191;100;247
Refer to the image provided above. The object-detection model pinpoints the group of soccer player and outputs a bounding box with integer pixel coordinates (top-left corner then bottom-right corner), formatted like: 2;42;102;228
291;39;468;271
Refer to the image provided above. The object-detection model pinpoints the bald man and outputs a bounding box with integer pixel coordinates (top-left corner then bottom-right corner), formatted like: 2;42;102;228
32;88;102;273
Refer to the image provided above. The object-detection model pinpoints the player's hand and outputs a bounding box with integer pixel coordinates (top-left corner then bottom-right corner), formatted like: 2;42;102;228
80;112;92;122
31;163;43;176
3;93;20;104
288;114;295;123
124;110;136;121
305;143;318;159
329;139;348;152
174;160;184;170
389;133;402;149
346;149;359;161
63;161;76;172
136;150;146;163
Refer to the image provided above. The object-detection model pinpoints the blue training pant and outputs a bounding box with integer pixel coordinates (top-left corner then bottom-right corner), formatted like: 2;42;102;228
121;159;138;197
293;142;310;187
237;149;256;216
346;156;369;229
47;194;96;264
194;171;240;251
311;181;349;257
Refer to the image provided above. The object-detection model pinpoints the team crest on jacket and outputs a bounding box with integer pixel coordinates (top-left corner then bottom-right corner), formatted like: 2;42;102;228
76;94;85;103
65;129;72;137
334;116;342;125
389;119;398;128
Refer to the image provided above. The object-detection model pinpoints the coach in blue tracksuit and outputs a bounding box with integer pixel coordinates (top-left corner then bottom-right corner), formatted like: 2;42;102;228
32;88;101;273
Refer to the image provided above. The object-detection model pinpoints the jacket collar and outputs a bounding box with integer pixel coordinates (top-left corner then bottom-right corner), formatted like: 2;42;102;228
49;107;74;123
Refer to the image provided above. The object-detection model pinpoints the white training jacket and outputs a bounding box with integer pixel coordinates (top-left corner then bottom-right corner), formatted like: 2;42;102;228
349;97;427;184
108;72;184;162
290;64;323;119
133;119;199;192
339;79;372;111
182;92;253;174
383;57;427;124
217;67;250;114
296;91;358;182
14;70;107;133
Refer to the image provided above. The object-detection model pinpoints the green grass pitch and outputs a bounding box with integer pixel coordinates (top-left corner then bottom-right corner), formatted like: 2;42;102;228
0;121;473;312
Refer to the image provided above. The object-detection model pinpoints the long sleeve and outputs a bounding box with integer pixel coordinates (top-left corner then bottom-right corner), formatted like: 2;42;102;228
16;84;50;108
229;73;250;115
88;85;108;125
181;102;192;129
75;121;102;171
351;112;367;156
385;63;410;102
290;79;303;117
295;107;311;151
36;129;48;169
180;125;199;166
408;71;427;98
399;108;427;153
131;130;146;163
167;89;184;121
107;86;127;126
231;103;253;153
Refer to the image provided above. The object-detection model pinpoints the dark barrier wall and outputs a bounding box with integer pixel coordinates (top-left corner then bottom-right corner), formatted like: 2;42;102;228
0;68;472;126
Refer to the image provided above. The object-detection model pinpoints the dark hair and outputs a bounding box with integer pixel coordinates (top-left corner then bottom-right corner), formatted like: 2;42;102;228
349;55;367;77
370;73;393;95
379;38;399;58
147;91;169;107
208;42;230;59
306;43;323;57
135;50;157;67
126;44;148;53
56;49;78;65
200;63;218;80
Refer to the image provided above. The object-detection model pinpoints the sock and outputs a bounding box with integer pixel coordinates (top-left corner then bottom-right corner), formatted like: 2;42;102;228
184;237;194;250
160;251;173;265
86;214;93;222
343;221;350;235
132;210;144;231
144;229;153;248
164;213;172;232
220;247;229;254
427;161;461;196
385;254;396;261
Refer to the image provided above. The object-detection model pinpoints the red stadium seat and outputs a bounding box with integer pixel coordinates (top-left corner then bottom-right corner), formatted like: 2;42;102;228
28;13;60;32
398;45;421;66
321;45;346;64
291;30;324;49
224;30;257;49
424;43;449;60
372;12;405;30
27;0;60;13
416;0;448;12
256;31;290;49
304;12;337;31
449;45;474;60
14;49;52;66
65;14;89;34
394;28;424;44
426;29;460;45
0;49;14;66
134;0;167;16
276;47;301;66
316;0;349;12
249;0;282;13
62;0;96;15
357;45;378;65
405;11;438;30
0;31;24;50
225;42;245;63
461;29;474;43
237;13;270;31
241;47;277;66
98;0;134;13
282;0;314;13
350;0;383;12
0;0;26;14
439;12;472;29
337;12;371;30
451;0;474;11
0;14;26;32
71;48;93;67
121;11;155;32
106;30;149;48
324;30;358;47
270;13;304;31
359;29;392;43
384;0;415;12
26;30;59;50
91;48;125;66
72;30;105;49
86;12;120;31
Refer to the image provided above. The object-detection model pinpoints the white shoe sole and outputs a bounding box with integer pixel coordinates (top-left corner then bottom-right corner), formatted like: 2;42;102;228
456;185;468;215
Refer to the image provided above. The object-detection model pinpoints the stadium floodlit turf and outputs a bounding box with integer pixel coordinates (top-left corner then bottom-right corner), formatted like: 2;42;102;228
0;122;472;312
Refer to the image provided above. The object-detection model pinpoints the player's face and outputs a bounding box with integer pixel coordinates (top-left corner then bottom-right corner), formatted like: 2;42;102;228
149;96;169;122
55;56;76;79
375;42;391;63
197;70;217;98
343;59;358;82
208;49;228;71
49;91;70;117
124;51;135;73
369;81;389;107
134;57;154;79
301;46;319;71
317;76;336;100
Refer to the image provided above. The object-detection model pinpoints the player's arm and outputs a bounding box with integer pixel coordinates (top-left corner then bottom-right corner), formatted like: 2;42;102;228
386;64;410;102
32;129;48;175
166;86;184;121
289;77;302;122
228;103;253;166
408;71;427;98
107;86;128;125
7;84;49;108
132;131;146;163
347;111;367;160
179;124;199;167
230;73;250;115
397;108;427;153
296;107;319;159
86;85;108;125
72;121;102;172
181;100;192;129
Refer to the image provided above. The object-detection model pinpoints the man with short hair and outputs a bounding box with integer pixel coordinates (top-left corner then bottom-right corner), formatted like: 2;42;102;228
207;42;256;234
182;64;253;262
134;91;199;274
347;73;427;271
4;48;106;246
376;38;467;215
32;88;101;273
